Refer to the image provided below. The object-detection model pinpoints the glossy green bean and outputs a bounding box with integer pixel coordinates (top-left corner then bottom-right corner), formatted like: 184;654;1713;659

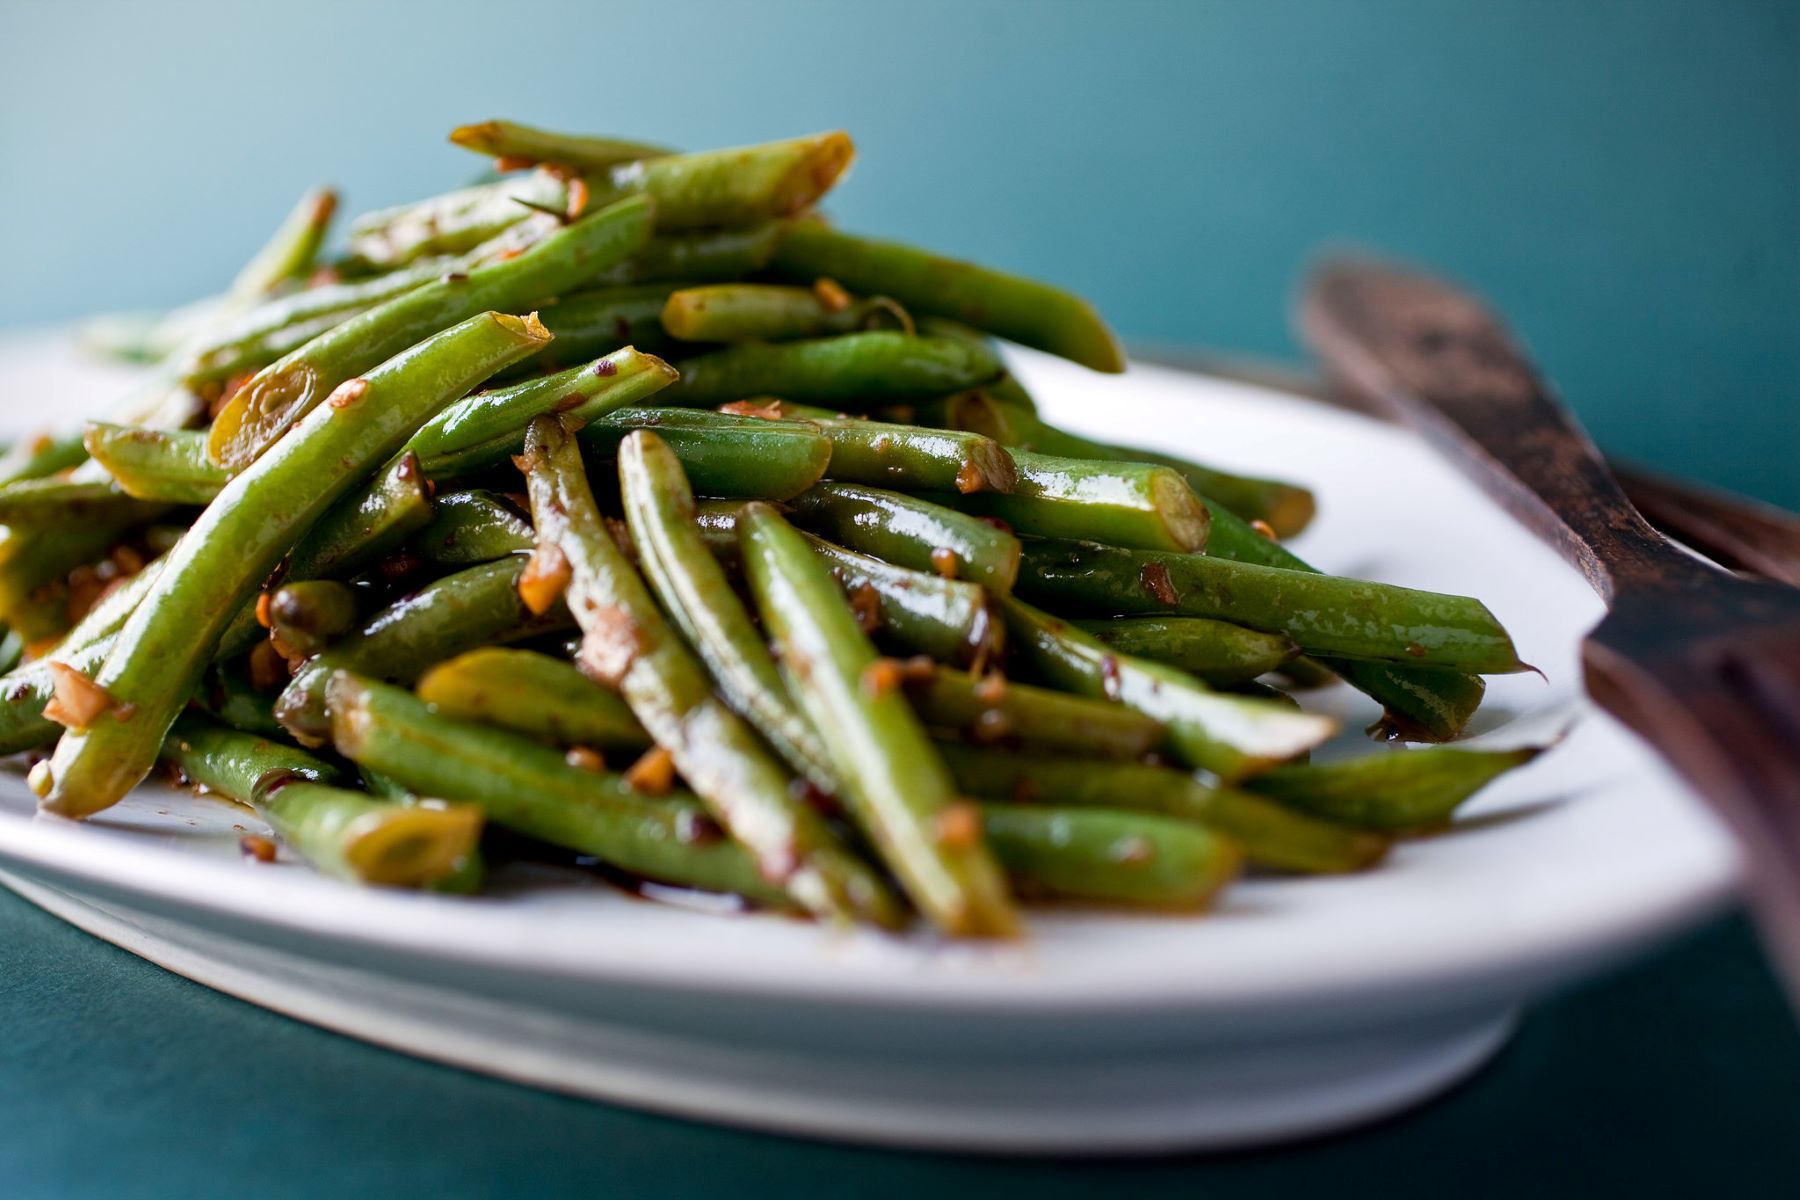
771;221;1124;373
415;646;649;751
937;744;1389;874
449;119;670;171
661;284;908;343
267;579;359;656
665;332;1001;409
579;409;830;500
194;660;289;740
345;171;568;270
502;288;679;373
946;391;1316;538
786;482;1021;592
31;313;551;820
980;805;1240;909
1016;538;1524;674
739;502;1020;938
326;671;789;903
0;633;115;755
1000;597;1335;781
229;186;338;303
1071;616;1299;685
946;450;1211;552
592;225;786;285
801;414;1016;494
413;491;534;565
1248;745;1542;833
277;556;569;744
803;534;1004;668
0;477;168;528
0;432;89;487
901;665;1164;760
83;424;230;504
209;195;652;470
619;430;835;790
519;416;901;928
408;347;679;478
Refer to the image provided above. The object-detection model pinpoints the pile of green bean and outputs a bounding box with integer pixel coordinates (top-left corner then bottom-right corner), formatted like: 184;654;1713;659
0;120;1541;933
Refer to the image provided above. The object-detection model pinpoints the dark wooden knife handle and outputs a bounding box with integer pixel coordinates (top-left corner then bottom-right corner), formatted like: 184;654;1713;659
1298;259;1699;603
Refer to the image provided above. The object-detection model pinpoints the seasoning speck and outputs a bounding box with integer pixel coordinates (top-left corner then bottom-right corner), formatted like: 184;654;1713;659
240;835;278;864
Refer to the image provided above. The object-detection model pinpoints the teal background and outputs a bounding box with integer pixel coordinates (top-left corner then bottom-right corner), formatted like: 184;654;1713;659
2;1;1798;1195
2;0;1796;503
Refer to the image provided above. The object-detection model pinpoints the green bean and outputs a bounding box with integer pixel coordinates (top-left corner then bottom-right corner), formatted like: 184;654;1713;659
786;482;1021;592
739;501;1020;938
326;671;788;903
1071;617;1299;685
449;119;670;171
1185;502;1490;741
0;633;115;755
267;579;359;656
33;312;551;820
900;664;1163;760
228;186;337;303
357;767;489;895
803;534;1004;668
1274;655;1340;691
416;647;649;752
771;221;1124;373
1016;538;1524;675
0;477;168;528
83;424;230;504
345;172;568;270
519;416;901;928
661;284;908;343
0;432;89;487
619;430;835;790
0;628;22;676
794;413;1017;494
579;409;830;500
595;131;853;231
945;450;1211;552
413;491;533;565
408;347;679;478
277;556;569;744
1000;597;1334;781
664;332;1001;409
592;225;786;285
937;745;1388;874
981;805;1240;909
210;195;652;470
506;288;679;372
162;714;483;888
946;391;1316;537
1248;745;1543;833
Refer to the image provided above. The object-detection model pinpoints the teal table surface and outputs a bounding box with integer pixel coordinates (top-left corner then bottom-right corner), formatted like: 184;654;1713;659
2;883;1796;1199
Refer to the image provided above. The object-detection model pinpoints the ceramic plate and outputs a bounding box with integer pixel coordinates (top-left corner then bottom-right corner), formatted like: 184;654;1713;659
0;329;1740;1154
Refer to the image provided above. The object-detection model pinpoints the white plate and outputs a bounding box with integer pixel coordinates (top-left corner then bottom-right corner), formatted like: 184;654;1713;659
0;330;1740;1154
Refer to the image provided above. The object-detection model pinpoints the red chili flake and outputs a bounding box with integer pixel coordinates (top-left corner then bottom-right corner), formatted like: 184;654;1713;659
1139;561;1179;607
493;155;537;173
327;378;370;410
930;547;959;579
860;658;903;699
896;656;937;684
975;515;1013;534
592;357;618;377
394;452;421;482
440;272;469;284
932;802;983;850
109;702;138;723
497;248;524;262
565;745;607;773
255;592;274;628
954;459;985;494
974;671;1008;705
1405;643;1427;658
1250;519;1278;541
848;583;883;634
812;277;851;312
239;835;278;864
624;746;677;796
674;806;724;846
